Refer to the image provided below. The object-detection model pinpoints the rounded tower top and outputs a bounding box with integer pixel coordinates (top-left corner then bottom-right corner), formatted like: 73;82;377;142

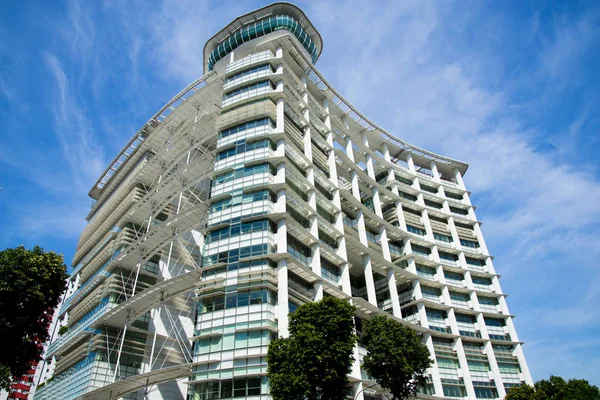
202;2;323;73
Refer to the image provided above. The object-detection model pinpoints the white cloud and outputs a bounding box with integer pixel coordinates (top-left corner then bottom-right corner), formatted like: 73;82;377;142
44;53;105;188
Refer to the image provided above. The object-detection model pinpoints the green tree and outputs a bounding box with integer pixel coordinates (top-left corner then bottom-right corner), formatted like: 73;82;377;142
361;315;432;400
536;375;600;400
0;246;68;390
267;296;357;400
266;337;306;400
506;376;600;400
505;384;541;400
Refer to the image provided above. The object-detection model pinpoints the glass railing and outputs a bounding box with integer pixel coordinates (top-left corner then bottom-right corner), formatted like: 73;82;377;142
473;284;492;292
343;216;358;231
288;247;311;268
418;271;435;280
459;330;482;338
451;300;470;309
49;298;113;355
446;279;464;288
365;231;380;245
479;304;499;313
226;51;274;74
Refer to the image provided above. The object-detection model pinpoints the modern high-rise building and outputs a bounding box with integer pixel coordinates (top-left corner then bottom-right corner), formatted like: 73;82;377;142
33;3;532;400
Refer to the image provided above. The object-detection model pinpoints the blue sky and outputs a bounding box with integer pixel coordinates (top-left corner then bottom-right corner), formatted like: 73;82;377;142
0;0;598;386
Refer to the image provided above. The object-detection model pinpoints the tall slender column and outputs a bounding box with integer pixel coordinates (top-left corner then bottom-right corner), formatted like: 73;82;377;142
429;160;440;182
424;333;444;395
275;98;285;133
454;338;477;398
406;153;416;173
276;214;289;338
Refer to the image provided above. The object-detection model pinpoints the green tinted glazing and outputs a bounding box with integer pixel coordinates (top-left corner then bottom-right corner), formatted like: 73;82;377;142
208;15;318;70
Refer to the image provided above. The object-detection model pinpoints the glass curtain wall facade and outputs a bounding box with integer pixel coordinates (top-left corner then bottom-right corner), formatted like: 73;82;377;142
34;3;532;400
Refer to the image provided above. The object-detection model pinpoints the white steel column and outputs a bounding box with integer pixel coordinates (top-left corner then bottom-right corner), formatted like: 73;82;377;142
454;337;477;398
276;213;290;338
483;340;508;398
424;333;444;396
406;153;416;173
276;92;289;338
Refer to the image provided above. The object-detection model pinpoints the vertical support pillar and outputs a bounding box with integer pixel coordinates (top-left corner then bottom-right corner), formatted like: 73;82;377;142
484;340;508;398
275;98;285;133
473;223;490;255
381;143;391;163
429;160;440;182
387;268;402;317
406;153;416;173
276;192;289;338
424;333;444;396
454;338;477;398
362;255;377;306
453;168;466;190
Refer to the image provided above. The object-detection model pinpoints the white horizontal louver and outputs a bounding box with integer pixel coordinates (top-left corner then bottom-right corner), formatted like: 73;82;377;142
429;219;448;234
455;224;476;239
404;211;424;229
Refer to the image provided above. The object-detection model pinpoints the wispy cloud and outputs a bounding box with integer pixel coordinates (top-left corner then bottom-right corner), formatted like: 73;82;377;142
537;11;599;85
44;53;105;188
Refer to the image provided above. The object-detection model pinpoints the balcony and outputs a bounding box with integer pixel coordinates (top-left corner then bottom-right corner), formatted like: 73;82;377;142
473;283;493;293
459;330;482;338
343;216;358;232
217;124;274;148
222;81;276;108
226;50;275;74
479;304;499;313
445;278;465;288
48;298;115;356
211;172;274;198
222;66;274;91
451;300;470;309
208;199;274;226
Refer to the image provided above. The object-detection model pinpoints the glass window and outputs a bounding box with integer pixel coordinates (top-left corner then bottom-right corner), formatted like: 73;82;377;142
407;225;426;236
434;233;453;242
247;377;261;395
221;381;232;397
233;379;246;397
213;163;276;185
450;206;469;215
216;138;275;160
460;238;480;248
210;14;320;71
223;80;271;101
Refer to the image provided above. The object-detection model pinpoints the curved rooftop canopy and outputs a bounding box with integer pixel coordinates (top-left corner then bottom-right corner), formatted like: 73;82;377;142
203;2;323;73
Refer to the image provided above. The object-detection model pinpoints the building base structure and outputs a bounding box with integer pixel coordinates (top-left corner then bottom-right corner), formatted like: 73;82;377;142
33;3;532;400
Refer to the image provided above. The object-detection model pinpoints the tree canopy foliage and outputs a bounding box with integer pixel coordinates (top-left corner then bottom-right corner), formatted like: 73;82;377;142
361;315;432;400
267;296;357;400
0;246;68;389
506;375;600;400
